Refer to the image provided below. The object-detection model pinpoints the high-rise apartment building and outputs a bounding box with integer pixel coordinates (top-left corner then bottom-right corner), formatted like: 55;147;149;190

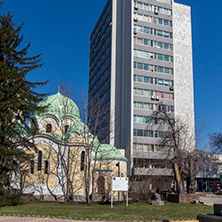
88;0;194;187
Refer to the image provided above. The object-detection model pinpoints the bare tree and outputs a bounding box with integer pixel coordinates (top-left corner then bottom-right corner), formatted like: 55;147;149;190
19;84;86;201
12;83;124;203
149;106;196;194
49;84;87;201
76;88;119;203
210;133;222;154
130;136;174;200
58;84;122;203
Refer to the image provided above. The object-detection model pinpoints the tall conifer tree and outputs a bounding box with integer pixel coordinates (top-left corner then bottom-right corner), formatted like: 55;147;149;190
0;2;48;192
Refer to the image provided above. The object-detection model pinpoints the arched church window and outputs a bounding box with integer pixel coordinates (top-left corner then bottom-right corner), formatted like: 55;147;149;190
44;160;49;174
37;150;42;171
97;176;105;194
80;151;85;171
64;125;69;134
30;160;34;174
46;124;52;133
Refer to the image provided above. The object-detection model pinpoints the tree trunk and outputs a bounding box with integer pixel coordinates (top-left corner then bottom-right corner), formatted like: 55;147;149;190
187;157;195;193
177;179;184;194
173;162;184;194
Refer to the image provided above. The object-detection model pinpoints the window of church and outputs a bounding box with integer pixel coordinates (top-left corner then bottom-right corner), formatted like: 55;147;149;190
80;151;85;171
46;124;52;133
37;150;42;171
44;160;49;174
64;125;69;134
97;176;105;194
30;160;34;174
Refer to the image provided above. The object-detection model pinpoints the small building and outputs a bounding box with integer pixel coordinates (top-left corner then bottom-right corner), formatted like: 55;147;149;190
11;91;127;201
195;149;222;192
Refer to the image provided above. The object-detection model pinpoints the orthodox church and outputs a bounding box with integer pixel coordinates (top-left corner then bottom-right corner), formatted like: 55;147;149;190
12;91;127;201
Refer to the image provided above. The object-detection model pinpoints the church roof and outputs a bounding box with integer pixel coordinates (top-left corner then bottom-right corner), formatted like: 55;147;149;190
94;143;127;161
35;92;80;121
67;120;88;135
90;136;127;161
33;91;127;162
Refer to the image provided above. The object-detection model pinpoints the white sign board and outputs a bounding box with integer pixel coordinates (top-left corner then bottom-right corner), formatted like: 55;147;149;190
112;177;128;191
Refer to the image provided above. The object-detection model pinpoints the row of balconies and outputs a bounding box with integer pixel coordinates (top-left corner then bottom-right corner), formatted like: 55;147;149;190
133;167;173;176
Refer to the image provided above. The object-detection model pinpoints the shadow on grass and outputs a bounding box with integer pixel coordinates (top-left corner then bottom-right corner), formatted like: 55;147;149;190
152;220;169;222
99;201;111;205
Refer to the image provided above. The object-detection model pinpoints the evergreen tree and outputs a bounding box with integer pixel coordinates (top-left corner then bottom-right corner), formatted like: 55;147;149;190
0;2;48;199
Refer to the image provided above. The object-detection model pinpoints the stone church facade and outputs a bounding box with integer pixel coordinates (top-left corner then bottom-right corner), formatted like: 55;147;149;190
11;92;127;201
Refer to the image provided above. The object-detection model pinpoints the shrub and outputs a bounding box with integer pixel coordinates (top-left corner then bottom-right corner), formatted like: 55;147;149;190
0;188;22;207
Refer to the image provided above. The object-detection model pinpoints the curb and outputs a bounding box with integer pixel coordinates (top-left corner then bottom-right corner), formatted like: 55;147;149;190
170;221;199;222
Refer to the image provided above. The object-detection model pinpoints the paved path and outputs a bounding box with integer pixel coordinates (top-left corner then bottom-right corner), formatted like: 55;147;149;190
0;216;96;222
0;217;199;222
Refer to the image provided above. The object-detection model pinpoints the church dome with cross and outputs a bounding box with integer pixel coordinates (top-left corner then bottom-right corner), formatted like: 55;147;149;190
35;90;80;122
12;88;127;202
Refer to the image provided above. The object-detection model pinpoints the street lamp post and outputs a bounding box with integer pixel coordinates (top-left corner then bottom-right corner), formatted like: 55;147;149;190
116;162;120;206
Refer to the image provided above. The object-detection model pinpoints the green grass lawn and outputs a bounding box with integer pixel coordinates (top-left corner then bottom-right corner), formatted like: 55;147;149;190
0;201;213;221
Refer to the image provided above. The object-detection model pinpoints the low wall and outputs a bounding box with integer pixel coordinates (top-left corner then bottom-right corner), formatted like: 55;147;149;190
168;194;200;204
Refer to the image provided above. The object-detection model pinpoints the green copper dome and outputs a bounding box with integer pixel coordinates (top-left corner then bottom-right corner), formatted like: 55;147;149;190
35;92;80;121
90;135;127;161
93;143;127;161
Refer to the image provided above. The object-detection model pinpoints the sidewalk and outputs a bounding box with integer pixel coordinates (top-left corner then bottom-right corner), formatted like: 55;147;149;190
0;216;94;222
0;216;199;222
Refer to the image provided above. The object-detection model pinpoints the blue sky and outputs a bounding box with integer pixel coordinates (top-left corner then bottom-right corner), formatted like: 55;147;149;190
2;0;222;148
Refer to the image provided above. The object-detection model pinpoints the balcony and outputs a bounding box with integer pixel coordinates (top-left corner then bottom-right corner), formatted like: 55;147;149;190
133;151;174;159
133;167;173;176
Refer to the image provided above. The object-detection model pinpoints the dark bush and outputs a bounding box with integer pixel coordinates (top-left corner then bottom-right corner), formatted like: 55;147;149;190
0;188;22;207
